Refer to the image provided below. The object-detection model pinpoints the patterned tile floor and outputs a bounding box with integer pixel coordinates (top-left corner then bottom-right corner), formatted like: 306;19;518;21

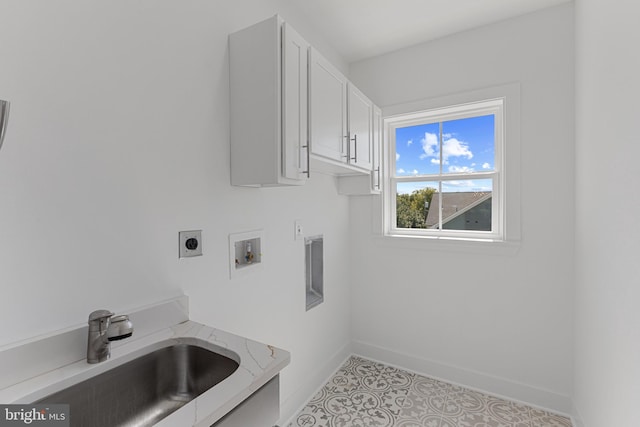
291;356;572;427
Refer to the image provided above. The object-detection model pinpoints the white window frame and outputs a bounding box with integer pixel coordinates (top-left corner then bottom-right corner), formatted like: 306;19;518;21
381;84;521;246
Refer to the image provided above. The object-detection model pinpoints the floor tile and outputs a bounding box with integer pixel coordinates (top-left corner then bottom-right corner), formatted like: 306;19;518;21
291;356;572;427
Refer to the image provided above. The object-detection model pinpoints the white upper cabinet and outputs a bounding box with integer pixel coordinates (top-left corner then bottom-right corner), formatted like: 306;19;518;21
230;16;380;189
230;16;309;187
282;23;310;182
347;83;373;171
309;48;348;164
337;105;382;195
309;48;375;176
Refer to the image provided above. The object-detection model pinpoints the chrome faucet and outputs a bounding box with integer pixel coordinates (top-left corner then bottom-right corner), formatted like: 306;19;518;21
87;310;134;364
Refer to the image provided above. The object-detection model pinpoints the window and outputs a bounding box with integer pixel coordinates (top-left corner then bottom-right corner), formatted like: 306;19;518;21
384;97;509;242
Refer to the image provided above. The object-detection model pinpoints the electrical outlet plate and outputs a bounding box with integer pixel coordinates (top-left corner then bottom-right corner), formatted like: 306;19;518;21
179;230;202;258
294;220;304;240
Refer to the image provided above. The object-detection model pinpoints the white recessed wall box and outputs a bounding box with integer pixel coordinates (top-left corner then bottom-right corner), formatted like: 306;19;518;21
229;230;264;278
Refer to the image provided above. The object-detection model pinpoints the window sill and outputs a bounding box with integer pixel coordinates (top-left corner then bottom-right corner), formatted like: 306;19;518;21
377;233;521;255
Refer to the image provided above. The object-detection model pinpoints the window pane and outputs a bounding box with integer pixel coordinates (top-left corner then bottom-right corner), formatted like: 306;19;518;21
440;179;492;231
441;115;494;174
396;182;439;229
395;123;440;176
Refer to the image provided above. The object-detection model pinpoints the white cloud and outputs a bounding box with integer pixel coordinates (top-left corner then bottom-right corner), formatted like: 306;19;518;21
396;152;400;161
407;139;413;146
442;180;476;190
442;180;492;192
419;132;473;165
448;165;474;173
420;132;438;159
482;162;491;169
442;137;473;163
396;169;420;177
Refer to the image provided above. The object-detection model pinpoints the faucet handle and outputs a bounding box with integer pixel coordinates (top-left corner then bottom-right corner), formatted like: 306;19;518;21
88;310;114;323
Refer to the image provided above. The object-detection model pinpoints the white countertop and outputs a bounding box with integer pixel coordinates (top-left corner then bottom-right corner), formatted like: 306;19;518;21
0;297;290;426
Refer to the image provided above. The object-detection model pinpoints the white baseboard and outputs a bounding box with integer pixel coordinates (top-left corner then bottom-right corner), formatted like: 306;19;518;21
571;401;584;427
277;342;353;427
352;339;573;417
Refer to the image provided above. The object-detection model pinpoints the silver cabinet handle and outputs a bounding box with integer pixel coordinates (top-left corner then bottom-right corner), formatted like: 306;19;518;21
302;143;310;178
0;100;9;152
350;134;357;162
375;167;381;189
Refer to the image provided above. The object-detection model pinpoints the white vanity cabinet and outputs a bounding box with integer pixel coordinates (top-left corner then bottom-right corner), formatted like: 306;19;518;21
230;16;309;187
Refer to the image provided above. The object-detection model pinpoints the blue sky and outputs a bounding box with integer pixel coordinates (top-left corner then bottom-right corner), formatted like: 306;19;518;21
395;114;495;194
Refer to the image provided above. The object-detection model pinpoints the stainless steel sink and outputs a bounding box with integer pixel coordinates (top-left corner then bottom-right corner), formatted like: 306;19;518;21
36;342;239;427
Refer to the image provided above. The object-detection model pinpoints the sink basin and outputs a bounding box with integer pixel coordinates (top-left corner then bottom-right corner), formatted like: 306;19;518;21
36;342;239;427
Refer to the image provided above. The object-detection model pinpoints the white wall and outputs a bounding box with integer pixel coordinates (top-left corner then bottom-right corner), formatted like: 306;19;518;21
0;0;351;421
574;0;640;426
349;4;574;413
12;1;638;424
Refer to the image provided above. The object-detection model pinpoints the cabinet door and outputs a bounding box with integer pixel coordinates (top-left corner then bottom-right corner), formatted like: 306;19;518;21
348;84;373;170
309;48;348;162
372;106;382;192
282;23;309;181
